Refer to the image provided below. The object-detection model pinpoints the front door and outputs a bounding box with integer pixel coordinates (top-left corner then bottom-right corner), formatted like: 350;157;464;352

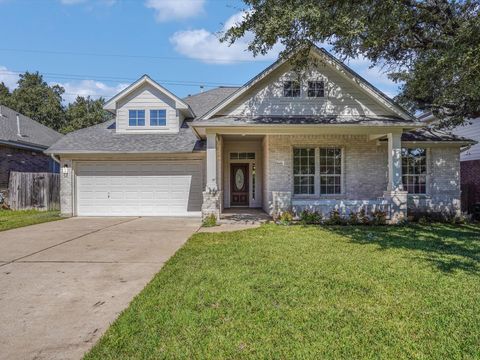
230;163;249;206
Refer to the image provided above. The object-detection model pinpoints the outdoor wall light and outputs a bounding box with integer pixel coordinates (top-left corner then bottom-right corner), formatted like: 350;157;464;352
62;164;69;177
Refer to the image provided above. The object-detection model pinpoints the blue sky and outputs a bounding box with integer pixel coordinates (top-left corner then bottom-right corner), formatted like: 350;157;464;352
0;0;400;103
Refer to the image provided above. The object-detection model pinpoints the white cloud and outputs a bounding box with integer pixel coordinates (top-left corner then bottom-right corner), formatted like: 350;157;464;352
170;11;282;64
53;80;128;103
145;0;205;22
59;0;87;4
0;66;19;90
59;0;116;6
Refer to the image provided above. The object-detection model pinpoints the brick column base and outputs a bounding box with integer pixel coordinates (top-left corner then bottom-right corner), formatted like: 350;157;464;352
272;191;292;217
202;190;222;220
384;190;408;224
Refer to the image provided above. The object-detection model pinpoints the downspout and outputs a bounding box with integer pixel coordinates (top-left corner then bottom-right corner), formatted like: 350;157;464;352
50;153;61;164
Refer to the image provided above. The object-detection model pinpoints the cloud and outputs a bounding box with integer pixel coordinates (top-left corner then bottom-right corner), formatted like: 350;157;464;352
0;66;20;90
53;80;128;103
59;0;87;4
170;11;282;64
59;0;116;6
145;0;205;22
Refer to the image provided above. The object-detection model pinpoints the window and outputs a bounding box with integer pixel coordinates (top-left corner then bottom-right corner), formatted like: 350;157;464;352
308;81;325;97
150;109;167;126
293;148;315;195
129;110;145;126
230;152;255;160
283;81;301;97
402;148;427;194
319;148;342;194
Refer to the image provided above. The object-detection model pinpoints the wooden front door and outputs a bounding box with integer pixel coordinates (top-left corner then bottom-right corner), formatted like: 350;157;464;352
231;163;249;206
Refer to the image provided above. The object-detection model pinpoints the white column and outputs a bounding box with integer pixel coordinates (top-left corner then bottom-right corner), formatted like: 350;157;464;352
206;133;217;191
387;132;403;192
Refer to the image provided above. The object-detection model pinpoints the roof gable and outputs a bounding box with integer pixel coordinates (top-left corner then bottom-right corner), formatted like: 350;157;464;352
201;46;413;121
104;75;195;117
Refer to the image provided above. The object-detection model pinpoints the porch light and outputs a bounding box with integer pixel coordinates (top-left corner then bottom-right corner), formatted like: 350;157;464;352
62;164;69;177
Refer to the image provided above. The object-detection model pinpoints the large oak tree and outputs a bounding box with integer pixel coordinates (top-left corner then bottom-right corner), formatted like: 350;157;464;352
223;0;480;127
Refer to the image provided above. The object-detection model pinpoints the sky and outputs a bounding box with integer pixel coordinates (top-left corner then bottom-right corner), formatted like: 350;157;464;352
0;0;400;103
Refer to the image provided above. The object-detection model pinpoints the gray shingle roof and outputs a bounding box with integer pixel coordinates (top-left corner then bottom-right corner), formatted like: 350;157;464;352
400;128;476;144
192;115;417;126
0;104;63;149
45;119;204;154
183;87;239;118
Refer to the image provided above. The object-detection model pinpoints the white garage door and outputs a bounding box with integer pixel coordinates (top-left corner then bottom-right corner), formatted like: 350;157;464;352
76;161;203;216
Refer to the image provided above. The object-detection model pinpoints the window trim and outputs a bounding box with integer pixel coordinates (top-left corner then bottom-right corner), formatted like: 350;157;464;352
319;147;343;195
293;147;316;196
307;80;325;98
401;147;429;195
150;109;167;127
291;146;345;198
128;109;145;127
283;80;301;98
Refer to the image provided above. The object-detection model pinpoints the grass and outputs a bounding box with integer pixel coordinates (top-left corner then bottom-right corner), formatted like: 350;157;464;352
0;209;62;231
85;224;480;359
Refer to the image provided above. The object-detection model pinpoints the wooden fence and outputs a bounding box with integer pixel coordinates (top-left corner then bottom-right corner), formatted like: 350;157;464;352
8;172;60;211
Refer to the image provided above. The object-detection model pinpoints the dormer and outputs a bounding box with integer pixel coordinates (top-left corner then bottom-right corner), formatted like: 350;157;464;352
104;75;195;134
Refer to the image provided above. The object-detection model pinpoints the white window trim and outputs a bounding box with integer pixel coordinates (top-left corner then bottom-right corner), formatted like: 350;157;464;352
127;107;170;130
149;109;167;127
307;80;326;98
401;147;429;195
291;146;345;199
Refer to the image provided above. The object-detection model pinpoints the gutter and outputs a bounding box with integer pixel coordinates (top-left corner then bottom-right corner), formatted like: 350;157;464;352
0;140;47;152
50;153;61;164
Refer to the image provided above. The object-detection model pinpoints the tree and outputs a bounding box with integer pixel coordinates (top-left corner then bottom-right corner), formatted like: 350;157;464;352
0;82;11;106
62;96;112;133
223;0;480;127
9;72;66;131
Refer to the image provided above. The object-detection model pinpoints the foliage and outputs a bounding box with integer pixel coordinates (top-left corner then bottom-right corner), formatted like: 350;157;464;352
202;214;217;227
299;209;323;225
0;72;110;133
277;210;294;225
371;210;387;225
0;210;62;232
223;0;480;127
85;224;480;359
0;72;66;131
324;209;346;225
62;96;112;133
410;211;470;225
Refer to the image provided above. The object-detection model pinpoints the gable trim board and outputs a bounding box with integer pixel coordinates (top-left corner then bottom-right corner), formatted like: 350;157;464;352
199;46;414;121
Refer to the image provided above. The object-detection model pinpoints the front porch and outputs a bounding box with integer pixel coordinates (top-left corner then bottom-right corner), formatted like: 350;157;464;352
201;131;410;224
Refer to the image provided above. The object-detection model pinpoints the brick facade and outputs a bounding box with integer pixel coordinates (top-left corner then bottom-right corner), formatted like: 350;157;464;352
0;144;53;189
460;159;480;212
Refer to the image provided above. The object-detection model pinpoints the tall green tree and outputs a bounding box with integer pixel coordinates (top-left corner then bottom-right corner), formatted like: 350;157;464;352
62;96;112;133
8;72;66;131
223;0;480;127
0;82;11;105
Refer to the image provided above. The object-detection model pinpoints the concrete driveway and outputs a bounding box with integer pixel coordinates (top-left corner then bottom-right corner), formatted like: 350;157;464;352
0;217;200;360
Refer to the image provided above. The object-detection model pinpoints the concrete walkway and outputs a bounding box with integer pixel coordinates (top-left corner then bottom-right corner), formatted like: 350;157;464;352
0;217;200;360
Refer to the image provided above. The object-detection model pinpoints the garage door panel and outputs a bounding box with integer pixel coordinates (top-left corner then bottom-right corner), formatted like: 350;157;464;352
76;161;203;216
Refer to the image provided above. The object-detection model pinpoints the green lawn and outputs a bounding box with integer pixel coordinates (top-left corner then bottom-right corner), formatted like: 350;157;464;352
86;224;480;359
0;209;62;231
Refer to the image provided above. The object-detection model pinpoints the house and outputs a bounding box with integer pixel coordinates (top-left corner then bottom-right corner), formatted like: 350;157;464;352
0;105;62;195
419;113;480;212
45;47;474;223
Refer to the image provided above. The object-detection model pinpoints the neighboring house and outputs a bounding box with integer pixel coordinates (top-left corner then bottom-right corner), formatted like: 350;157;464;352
46;46;474;223
0;105;62;192
419;113;480;212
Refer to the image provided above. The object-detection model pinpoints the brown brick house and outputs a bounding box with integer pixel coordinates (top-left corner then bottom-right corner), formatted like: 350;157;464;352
0;105;62;192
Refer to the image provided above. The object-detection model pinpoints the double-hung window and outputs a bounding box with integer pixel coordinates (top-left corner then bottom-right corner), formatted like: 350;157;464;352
293;148;315;195
150;109;167;126
320;148;342;194
283;81;301;98
402;148;427;194
307;81;325;98
129;110;145;126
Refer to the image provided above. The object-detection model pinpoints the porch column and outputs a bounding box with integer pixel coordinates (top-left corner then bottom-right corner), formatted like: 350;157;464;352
384;132;408;223
202;132;221;220
206;133;218;191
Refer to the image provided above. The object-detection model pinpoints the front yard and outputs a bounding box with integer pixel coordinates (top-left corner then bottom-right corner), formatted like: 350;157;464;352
0;209;62;232
86;224;480;359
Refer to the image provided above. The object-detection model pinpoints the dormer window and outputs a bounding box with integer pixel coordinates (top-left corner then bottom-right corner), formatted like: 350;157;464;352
150;109;167;126
129;110;145;126
308;81;325;97
283;81;300;97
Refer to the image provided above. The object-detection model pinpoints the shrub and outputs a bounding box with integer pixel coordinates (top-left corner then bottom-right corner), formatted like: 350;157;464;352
359;208;371;225
277;210;294;225
324;209;346;225
202;214;217;227
410;211;470;225
299;209;323;225
348;211;360;225
371;210;387;225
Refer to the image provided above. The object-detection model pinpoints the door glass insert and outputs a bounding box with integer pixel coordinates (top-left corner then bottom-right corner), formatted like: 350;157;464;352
235;168;245;190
